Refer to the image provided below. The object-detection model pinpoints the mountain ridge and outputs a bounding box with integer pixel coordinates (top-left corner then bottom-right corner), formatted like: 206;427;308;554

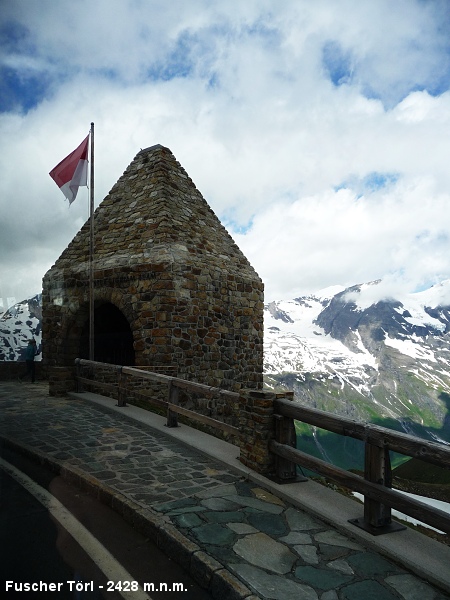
264;279;450;448
0;294;42;361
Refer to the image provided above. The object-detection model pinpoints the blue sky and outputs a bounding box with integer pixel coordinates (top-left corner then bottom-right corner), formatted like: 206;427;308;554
1;0;450;306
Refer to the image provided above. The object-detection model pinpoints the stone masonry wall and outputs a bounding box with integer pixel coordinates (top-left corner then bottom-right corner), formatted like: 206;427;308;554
0;362;48;381
43;261;264;392
238;389;278;475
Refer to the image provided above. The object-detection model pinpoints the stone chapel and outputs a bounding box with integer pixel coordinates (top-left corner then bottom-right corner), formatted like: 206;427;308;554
42;145;264;393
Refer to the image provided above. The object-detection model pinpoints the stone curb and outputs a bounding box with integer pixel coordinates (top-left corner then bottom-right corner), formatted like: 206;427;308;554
0;434;256;600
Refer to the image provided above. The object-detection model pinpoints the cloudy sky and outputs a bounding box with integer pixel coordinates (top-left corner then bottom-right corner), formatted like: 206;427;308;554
1;0;450;308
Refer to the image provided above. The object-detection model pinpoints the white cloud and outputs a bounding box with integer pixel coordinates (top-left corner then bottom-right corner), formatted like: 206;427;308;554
235;176;450;301
1;0;450;304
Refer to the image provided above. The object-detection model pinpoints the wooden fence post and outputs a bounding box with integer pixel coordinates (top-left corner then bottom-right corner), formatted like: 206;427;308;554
166;381;179;427
364;442;392;527
350;441;405;534
75;358;82;393
274;414;303;482
117;368;127;407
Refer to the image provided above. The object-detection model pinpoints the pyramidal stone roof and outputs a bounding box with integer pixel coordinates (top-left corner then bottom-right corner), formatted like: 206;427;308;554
47;145;260;282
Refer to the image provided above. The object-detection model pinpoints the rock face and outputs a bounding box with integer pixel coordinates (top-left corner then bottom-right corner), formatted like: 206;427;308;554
315;282;450;349
0;294;42;361
42;145;264;392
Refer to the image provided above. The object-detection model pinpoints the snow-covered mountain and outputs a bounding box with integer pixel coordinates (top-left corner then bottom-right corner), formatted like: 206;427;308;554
265;280;450;444
0;294;42;361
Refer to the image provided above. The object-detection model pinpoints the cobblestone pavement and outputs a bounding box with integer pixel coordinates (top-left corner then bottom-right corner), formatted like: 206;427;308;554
0;382;448;600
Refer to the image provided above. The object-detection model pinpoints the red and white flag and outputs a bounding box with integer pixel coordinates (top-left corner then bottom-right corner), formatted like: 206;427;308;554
49;134;89;204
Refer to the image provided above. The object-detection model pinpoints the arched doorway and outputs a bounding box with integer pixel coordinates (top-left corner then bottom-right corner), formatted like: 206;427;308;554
80;302;135;365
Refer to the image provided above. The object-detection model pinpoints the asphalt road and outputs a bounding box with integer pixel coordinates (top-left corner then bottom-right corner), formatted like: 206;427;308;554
0;446;212;599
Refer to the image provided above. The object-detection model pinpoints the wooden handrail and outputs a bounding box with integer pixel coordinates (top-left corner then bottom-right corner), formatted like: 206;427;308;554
74;358;450;536
274;397;450;469
270;440;450;534
76;358;122;372
74;358;239;437
272;396;450;535
167;403;239;437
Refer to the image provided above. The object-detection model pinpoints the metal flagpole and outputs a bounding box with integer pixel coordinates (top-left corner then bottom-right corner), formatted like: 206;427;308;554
89;122;95;361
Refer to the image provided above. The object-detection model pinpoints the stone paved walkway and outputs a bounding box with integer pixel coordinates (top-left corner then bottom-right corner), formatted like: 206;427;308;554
0;382;448;600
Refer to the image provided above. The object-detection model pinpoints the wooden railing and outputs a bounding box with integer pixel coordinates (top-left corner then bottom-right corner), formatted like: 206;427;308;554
74;358;240;438
271;397;450;535
74;359;450;536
